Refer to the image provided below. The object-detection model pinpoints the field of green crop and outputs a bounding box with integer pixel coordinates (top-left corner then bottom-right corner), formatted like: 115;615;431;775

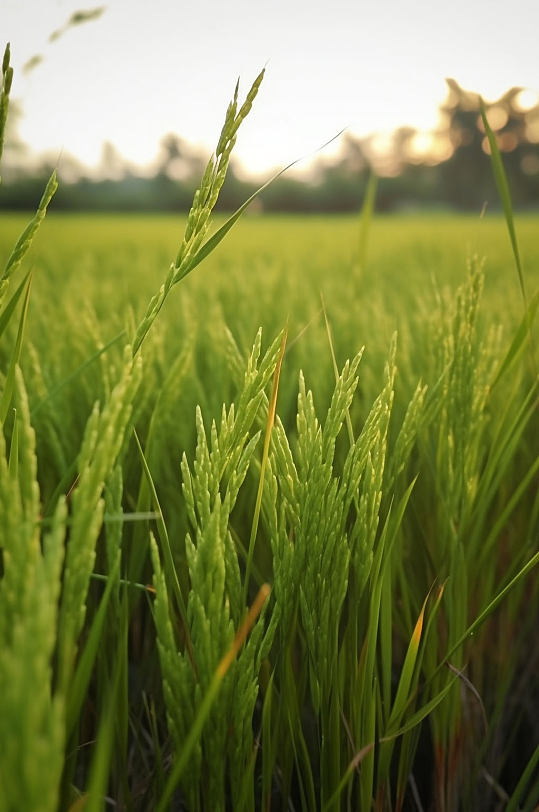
1;49;538;812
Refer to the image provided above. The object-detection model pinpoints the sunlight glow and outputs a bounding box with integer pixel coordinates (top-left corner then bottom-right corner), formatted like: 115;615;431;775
515;89;539;112
4;0;539;176
478;106;508;133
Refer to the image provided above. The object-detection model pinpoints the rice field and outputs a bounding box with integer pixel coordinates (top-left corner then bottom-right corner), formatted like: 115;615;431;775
1;51;538;811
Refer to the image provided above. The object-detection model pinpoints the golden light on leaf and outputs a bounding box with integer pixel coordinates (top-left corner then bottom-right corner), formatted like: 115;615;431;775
482;132;518;155
477;106;508;133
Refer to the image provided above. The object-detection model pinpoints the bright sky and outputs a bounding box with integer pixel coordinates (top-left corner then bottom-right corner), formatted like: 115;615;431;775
4;0;539;177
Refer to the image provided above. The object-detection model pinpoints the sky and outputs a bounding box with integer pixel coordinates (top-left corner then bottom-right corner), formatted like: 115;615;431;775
4;0;539;178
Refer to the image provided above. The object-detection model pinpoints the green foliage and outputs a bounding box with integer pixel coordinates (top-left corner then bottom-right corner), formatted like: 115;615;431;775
1;50;538;812
0;47;65;810
132;69;265;355
150;331;282;810
0;43;13;179
0;370;66;812
56;346;142;687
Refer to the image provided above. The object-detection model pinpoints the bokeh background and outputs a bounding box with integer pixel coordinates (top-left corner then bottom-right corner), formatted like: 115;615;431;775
2;0;539;212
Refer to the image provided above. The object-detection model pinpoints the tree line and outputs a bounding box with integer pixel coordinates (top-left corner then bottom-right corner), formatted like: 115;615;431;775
1;80;538;213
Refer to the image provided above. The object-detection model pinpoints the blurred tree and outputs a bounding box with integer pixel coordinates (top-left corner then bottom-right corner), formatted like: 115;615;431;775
0;99;28;181
99;141;129;181
438;78;539;209
437;79;493;208
2;62;538;213
156;133;206;181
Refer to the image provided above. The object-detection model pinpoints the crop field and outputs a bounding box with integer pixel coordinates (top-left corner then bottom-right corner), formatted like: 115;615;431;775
1;54;538;811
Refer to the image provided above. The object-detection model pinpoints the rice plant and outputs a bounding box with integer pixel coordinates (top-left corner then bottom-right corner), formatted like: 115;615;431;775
1;42;538;811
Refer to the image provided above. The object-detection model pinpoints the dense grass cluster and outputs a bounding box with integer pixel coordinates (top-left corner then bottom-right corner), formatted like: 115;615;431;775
1;45;538;811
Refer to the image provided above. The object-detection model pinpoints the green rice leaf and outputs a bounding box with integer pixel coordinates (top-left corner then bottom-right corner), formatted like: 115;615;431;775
81;648;123;812
175;158;301;283
31;329;126;416
479;97;527;308
0;272;32;425
133;428;190;638
491;289;539;389
383;677;457;740
65;551;121;740
0;171;57;303
7;407;18;477
388;590;430;726
438;549;539;675
0;270;31;341
0;42;13;177
506;744;539;812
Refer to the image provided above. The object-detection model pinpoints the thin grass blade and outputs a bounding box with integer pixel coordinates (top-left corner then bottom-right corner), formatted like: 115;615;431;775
156;584;270;812
479;98;527;308
0;273;32;424
0;270;31;340
133;428;190;636
0;43;13;176
243;327;287;605
1;171;57;300
506;744;539;812
65;551;121;740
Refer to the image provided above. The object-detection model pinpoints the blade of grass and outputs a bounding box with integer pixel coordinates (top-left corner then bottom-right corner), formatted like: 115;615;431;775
388;589;431;727
89;572;156;593
506;744;539;812
0;43;14;177
81;650;123;812
0;171;57;300
176;130;346;286
0;272;32;424
7;407;17;477
321;293;357;445
491;290;539;389
481;451;539;557
155;584;271;812
133;429;191;639
286;700;317;812
230;524;265;589
322;742;375;812
432;549;539;681
382;678;458;740
261;670;277;811
30;329;126;416
480;97;536;376
0;270;31;340
377;586;442;794
243;327;287;606
479;97;527;309
379;561;393;720
446;662;488;735
36;511;162;530
65;551;121;740
102;510;160;523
